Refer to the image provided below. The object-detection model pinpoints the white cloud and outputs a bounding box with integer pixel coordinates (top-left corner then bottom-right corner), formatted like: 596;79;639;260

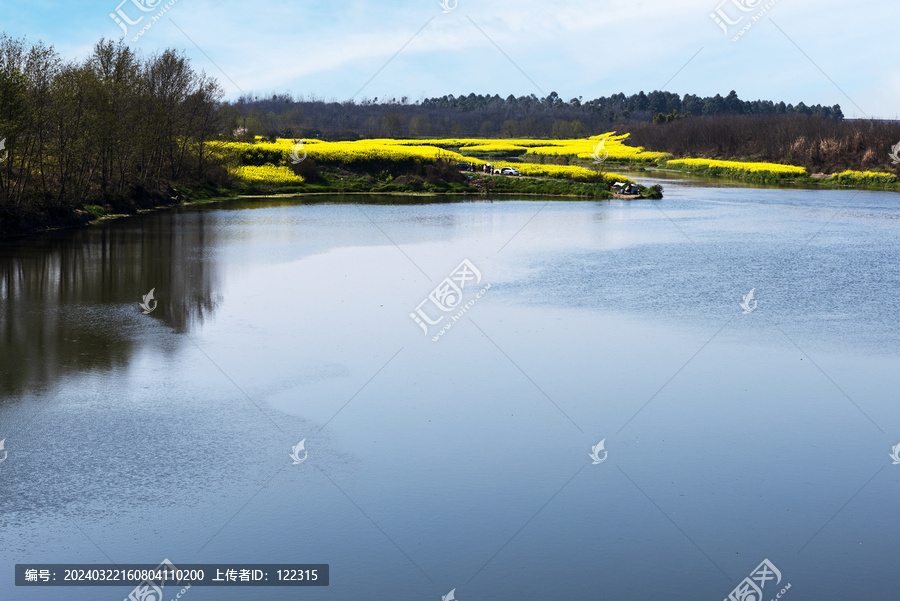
6;0;898;116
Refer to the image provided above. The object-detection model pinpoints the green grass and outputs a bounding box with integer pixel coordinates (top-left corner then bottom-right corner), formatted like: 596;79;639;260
83;205;107;218
227;169;628;199
471;174;612;198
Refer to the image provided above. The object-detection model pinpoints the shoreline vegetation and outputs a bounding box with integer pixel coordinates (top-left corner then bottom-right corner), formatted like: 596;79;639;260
6;126;900;239
661;158;900;188
1;36;897;239
216;134;659;199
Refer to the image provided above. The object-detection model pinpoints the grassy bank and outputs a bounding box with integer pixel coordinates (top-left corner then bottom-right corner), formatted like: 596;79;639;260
7;123;897;239
4;133;670;238
0;182;231;239
219;136;638;185
217;136;648;199
661;158;900;190
225;165;625;199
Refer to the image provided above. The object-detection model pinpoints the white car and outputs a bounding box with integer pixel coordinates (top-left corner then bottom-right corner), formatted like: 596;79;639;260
499;167;520;176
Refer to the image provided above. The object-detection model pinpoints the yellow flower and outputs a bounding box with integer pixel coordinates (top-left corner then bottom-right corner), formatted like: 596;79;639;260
666;158;806;176
217;134;645;185
833;170;898;183
231;164;304;185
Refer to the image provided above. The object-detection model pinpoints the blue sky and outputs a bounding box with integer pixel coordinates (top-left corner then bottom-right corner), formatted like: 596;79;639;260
1;0;896;118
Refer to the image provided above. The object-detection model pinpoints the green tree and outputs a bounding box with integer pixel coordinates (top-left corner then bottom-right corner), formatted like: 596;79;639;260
410;114;430;137
382;111;402;137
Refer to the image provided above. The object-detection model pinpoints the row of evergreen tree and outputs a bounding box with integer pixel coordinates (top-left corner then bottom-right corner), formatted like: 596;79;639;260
226;89;843;140
418;90;842;119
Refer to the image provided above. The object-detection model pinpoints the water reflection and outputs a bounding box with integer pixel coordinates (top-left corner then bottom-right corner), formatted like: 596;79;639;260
0;212;223;398
0;191;897;601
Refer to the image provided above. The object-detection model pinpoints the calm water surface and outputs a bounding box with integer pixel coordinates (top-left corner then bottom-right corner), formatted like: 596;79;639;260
1;180;899;600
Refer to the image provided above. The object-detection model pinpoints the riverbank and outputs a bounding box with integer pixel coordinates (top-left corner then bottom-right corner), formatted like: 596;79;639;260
0;171;664;239
13;128;900;240
0;186;223;240
230;134;899;194
658;158;900;191
227;165;660;199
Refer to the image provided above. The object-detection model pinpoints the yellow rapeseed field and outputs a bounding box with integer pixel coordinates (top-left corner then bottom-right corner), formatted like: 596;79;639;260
219;137;898;190
833;170;899;184
458;143;529;154
666;158;807;177
221;135;650;186
231;164;304;185
389;139;572;148
485;162;631;185
221;135;664;164
224;139;469;164
524;134;671;162
384;134;669;161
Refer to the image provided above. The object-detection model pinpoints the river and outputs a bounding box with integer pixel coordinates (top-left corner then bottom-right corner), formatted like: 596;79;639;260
1;178;898;600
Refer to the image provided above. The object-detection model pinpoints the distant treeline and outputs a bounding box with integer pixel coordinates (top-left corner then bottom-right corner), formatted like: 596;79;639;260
0;34;223;235
224;90;843;140
625;115;900;173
